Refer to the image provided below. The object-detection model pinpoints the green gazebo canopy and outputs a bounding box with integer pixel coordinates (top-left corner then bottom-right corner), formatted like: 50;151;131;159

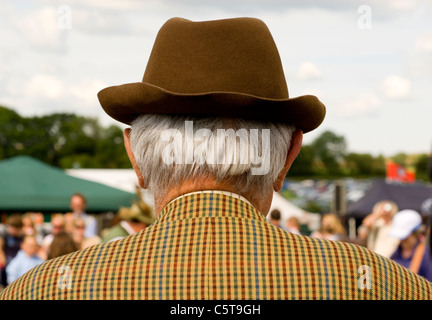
0;156;137;212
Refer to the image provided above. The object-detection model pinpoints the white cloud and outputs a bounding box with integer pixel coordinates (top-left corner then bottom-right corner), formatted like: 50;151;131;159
23;74;107;103
25;74;65;100
415;34;432;53
2;75;108;119
69;79;108;110
298;88;325;100
297;62;322;80
13;7;63;49
388;0;417;10
381;75;411;99
334;93;381;118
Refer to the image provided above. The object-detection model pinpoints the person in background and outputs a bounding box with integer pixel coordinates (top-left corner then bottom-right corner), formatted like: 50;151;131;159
2;214;24;264
72;218;101;250
65;193;98;238
269;209;283;229
5;235;44;285
21;213;43;246
421;198;432;258
47;231;79;260
1;214;24;287
285;216;301;235
311;213;347;241
40;214;66;260
360;200;400;258
389;209;432;282
102;201;154;243
32;212;49;239
0;238;6;289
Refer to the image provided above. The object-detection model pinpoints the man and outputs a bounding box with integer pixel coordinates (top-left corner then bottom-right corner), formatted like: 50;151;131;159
72;218;102;250
5;235;43;285
1;17;431;300
1;214;24;287
102;201;154;243
360;200;400;258
39;214;66;260
65;193;98;238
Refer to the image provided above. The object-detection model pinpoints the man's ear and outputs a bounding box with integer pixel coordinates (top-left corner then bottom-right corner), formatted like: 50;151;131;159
273;129;303;192
123;128;146;189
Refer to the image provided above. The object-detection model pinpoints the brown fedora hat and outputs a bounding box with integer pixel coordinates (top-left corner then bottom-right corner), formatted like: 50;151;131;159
98;17;326;133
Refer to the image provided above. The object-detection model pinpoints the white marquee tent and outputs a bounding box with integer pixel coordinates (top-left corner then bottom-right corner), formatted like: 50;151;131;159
267;192;321;231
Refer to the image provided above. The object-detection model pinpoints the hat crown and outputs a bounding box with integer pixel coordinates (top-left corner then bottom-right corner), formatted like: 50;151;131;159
393;210;421;228
143;17;289;99
389;209;422;239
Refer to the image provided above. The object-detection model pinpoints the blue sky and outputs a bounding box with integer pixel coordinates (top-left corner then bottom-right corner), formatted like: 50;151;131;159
1;0;432;156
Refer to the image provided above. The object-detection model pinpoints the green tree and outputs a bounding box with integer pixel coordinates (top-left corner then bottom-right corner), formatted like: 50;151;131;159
344;153;385;177
95;125;131;169
0;106;131;169
311;130;347;176
371;154;386;177
345;153;373;176
289;144;316;176
0;106;26;159
414;154;431;181
391;153;408;166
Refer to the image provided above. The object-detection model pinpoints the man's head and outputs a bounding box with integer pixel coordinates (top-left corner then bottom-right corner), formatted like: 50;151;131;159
373;200;398;223
72;218;86;239
6;214;23;237
21;235;39;258
98;17;325;214
123;117;303;215
70;193;87;214
51;214;66;235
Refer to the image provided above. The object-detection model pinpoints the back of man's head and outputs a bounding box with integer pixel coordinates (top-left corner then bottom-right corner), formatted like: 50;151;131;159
128;114;295;197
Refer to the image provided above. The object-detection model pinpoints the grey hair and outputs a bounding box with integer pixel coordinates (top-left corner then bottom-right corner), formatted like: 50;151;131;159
129;114;295;196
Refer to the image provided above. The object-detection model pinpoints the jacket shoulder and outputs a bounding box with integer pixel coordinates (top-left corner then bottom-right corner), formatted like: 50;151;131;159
297;234;432;299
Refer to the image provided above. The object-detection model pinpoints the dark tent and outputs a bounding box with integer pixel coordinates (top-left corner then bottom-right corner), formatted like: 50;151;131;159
346;179;432;219
0;156;138;212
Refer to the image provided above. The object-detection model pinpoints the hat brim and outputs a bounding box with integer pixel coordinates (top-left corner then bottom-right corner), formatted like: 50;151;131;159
389;222;422;240
98;82;326;133
388;227;412;240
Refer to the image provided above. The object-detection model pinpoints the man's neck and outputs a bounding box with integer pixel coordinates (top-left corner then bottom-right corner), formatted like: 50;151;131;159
153;177;273;216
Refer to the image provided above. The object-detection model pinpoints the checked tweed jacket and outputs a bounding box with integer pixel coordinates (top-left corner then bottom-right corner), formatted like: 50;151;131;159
1;191;431;300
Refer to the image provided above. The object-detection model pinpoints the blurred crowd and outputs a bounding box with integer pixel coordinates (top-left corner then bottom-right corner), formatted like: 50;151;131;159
0;192;155;290
269;199;432;282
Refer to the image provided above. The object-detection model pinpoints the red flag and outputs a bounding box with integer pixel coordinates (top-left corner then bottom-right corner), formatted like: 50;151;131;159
386;160;415;183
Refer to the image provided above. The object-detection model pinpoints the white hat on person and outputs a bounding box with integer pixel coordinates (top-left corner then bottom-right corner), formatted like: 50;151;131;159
388;209;422;240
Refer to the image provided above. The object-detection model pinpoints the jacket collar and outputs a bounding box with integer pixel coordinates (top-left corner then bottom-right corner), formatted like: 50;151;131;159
156;190;266;224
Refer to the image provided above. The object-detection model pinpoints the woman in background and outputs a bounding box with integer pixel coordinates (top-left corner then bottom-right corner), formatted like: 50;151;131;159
47;231;78;260
311;213;347;241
